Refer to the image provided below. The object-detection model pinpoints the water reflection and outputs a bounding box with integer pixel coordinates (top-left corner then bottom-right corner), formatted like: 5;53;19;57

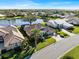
0;19;43;26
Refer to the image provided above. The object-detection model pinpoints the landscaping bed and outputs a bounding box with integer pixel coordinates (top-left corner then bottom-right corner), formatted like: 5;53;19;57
2;47;35;59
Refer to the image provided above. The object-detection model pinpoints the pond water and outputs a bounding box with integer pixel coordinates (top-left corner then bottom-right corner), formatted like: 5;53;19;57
0;19;43;26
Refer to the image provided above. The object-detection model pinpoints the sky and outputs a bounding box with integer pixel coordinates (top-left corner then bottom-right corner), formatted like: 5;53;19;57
0;0;79;9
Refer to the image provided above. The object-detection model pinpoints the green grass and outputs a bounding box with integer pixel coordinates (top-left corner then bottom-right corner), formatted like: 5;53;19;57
0;17;5;19
0;16;23;20
40;22;46;27
61;46;79;59
14;16;22;19
35;37;56;51
57;31;69;38
37;16;42;19
72;26;79;34
47;17;62;20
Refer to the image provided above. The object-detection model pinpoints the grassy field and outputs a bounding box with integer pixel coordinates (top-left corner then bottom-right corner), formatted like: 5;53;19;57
35;37;56;51
61;46;79;59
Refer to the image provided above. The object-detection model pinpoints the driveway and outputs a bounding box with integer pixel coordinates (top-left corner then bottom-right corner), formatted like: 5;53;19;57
52;35;63;41
30;34;79;59
61;29;75;36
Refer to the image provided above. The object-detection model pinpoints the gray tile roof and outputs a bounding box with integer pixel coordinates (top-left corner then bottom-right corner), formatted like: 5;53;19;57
0;26;24;48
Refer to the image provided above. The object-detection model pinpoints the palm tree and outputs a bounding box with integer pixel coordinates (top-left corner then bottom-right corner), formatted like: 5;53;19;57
21;37;30;50
24;12;37;26
31;29;40;47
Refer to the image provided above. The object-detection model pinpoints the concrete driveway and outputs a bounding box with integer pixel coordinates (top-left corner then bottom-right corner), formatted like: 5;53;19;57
30;34;79;59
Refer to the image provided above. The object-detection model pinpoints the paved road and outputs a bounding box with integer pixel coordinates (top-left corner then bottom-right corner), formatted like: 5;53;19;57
30;34;79;59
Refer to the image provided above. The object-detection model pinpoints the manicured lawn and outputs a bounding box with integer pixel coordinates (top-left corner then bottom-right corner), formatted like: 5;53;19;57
57;31;69;38
40;22;46;27
14;16;22;19
35;37;56;51
72;26;79;34
37;16;42;19
0;17;5;19
61;46;79;59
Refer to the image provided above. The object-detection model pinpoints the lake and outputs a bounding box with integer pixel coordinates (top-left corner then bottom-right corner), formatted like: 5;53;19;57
0;19;43;26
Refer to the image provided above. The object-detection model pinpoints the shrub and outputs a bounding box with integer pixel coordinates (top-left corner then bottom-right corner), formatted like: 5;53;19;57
1;49;7;54
62;56;74;59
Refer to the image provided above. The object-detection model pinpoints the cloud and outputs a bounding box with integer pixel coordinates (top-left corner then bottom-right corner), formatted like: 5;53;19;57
0;0;79;10
0;0;40;9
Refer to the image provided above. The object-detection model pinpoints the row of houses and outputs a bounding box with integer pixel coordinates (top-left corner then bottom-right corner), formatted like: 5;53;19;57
67;17;79;25
0;17;79;50
24;17;79;40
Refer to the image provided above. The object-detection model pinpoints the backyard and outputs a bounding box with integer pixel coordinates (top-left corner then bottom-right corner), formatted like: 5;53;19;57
61;45;79;59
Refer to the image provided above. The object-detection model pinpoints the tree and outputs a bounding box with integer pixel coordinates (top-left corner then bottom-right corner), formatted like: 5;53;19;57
31;29;41;47
24;12;37;26
21;37;30;51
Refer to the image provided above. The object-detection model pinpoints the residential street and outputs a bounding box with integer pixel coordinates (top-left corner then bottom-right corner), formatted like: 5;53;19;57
30;34;79;59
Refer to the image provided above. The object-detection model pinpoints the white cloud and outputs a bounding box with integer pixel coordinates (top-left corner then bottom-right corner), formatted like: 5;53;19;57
0;0;79;10
0;0;40;9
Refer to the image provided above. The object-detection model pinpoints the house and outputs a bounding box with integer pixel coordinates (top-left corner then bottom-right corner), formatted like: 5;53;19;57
0;26;24;50
32;19;44;24
0;14;5;17
24;24;54;37
67;18;79;25
22;19;44;25
47;20;73;29
49;14;61;17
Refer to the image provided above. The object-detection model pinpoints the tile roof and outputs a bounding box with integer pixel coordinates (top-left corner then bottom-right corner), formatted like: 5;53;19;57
0;26;24;48
24;24;54;36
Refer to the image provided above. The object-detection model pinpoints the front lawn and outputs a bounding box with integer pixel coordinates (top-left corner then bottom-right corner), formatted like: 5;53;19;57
61;46;79;59
57;31;69;38
67;26;79;34
72;26;79;34
35;37;56;51
40;22;46;27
